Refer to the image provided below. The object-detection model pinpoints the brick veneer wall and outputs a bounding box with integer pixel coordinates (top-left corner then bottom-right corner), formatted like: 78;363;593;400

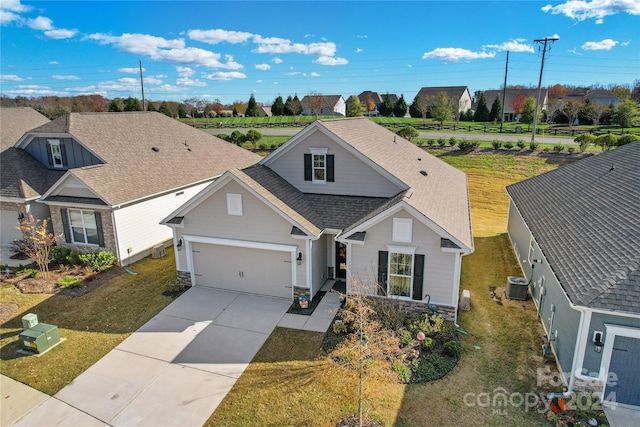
49;207;118;259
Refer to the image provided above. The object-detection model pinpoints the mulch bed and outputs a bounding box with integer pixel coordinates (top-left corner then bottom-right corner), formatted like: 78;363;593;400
287;290;326;315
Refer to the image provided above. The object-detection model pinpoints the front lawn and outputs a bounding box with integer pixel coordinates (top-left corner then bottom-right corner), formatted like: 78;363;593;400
205;152;572;426
0;248;178;395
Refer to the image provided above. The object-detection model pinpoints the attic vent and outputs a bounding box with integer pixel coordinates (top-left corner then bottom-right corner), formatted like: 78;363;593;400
418;158;422;161
420;170;428;176
152;147;160;152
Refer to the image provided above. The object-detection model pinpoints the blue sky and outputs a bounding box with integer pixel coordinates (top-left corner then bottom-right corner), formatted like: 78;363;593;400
1;0;638;105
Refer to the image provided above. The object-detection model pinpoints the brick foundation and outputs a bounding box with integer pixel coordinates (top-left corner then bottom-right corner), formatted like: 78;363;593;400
293;286;310;301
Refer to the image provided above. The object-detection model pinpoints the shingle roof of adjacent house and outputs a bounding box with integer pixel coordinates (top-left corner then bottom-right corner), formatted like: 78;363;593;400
415;86;469;101
0;107;60;200
506;142;640;314
27;112;261;206
300;95;344;109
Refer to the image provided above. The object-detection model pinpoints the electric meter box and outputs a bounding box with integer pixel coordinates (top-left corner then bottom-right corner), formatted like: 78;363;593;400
22;313;39;330
19;323;60;354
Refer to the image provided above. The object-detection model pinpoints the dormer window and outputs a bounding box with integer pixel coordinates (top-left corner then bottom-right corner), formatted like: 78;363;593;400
47;139;65;169
304;148;334;183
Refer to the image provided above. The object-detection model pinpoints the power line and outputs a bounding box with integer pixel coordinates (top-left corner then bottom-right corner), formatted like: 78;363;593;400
531;36;559;143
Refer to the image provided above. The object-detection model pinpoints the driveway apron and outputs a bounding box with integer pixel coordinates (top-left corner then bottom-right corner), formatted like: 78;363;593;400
13;288;291;427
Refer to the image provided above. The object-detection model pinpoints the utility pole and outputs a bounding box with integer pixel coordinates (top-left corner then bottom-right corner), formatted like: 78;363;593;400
139;60;146;111
500;51;509;133
531;36;559;142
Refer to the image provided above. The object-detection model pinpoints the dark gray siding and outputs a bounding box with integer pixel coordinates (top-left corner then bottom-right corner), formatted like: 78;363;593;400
508;198;580;375
24;137;102;170
583;313;640;375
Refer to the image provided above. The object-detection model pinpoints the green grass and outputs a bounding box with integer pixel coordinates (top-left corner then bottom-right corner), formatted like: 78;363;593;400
0;248;178;395
205;153;571;426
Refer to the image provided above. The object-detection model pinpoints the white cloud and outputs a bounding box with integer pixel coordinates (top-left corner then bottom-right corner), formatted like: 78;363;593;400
203;71;247;81
176;66;206;86
357;35;368;39
49;61;59;65
3;84;62;96
118;67;142;74
484;38;534;53
26;15;76;39
253;40;337;57
310;72;320;77
255;63;271;70
0;74;24;82
0;1;32;25
272;57;283;64
0;10;21;25
51;74;80;80
188;28;254;44
177;66;195;76
314;55;348;66
542;0;640;23
422;48;496;63
355;48;363;53
582;38;619;50
27;16;52;30
44;28;77;39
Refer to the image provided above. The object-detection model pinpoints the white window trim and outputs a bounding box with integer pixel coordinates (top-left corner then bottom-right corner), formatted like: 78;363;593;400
226;193;243;216
310;147;328;184
392;217;413;243
387;245;416;299
68;208;99;246
48;139;64;169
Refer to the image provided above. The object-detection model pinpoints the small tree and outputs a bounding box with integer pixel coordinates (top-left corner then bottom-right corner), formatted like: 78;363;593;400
410;95;430;122
393;94;408;118
108;99;123;112
271;96;285;116
232;100;247;117
520;97;539;130
245;94;259;117
307;92;324;119
346;95;365;117
245;129;262;148
147;101;157;112
158;101;172;117
396;126;419;141
473;92;489;122
432;91;454;125
613;99;640;130
12;216;60;278
123;97;143;112
562;101;582;128
488;95;502;122
595;134;619;151
510;93;527;119
379;94;394;117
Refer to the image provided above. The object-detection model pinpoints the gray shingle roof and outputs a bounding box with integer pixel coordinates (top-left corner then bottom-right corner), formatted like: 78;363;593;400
506;142;640;314
31;112;261;206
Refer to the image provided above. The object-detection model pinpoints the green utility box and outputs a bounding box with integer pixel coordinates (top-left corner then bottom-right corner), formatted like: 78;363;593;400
19;323;60;354
22;313;39;330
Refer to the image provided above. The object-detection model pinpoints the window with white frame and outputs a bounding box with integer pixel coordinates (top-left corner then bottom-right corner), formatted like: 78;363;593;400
393;218;413;243
310;148;328;183
388;246;415;297
68;209;100;245
227;193;243;216
48;139;64;168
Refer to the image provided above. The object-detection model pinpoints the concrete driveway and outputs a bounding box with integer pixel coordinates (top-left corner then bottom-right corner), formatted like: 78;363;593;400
10;287;291;427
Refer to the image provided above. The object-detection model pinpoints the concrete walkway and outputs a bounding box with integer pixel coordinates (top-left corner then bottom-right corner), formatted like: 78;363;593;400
604;403;640;426
2;286;342;427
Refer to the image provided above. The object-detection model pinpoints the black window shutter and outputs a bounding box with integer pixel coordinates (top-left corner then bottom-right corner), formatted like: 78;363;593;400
377;250;388;296
60;208;71;243
304;154;312;181
60;143;67;167
412;254;425;300
326;154;335;182
95;211;105;247
46;142;53;166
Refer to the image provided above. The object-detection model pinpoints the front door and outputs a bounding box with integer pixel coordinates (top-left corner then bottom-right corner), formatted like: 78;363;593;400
336;242;346;279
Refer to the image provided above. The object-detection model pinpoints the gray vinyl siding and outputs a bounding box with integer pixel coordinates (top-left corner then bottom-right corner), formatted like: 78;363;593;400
508;197;580;375
178;180;307;288
23;137;102;170
349;208;457;305
268;129;401;197
583;312;640;375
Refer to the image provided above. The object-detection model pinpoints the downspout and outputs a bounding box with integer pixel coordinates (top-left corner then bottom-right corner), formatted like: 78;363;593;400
110;209;123;266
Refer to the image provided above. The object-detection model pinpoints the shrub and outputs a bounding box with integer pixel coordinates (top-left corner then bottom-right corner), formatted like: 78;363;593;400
491;140;502;150
574;133;596;152
15;266;39;278
443;341;462;359
553;144;565;152
333;320;347;334
448;137;457;147
78;251;116;272
595;134;619;151
269;143;278;149
427;139;435;147
49;246;73;265
258;143;267;150
412;353;456;382
399;330;414;347
529;141;539;151
58;275;83;290
618;134;639;146
437;137;446;147
393;360;411;383
516;139;526;149
458;140;479;152
568;147;575;154
503;141;514;150
416;140;424;146
409;314;444;337
396;126;419;141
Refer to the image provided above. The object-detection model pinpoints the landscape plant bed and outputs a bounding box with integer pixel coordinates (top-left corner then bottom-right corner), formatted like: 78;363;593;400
287;290;326;315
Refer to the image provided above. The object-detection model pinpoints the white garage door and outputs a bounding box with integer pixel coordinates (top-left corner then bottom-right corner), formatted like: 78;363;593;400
0;210;22;246
191;242;293;299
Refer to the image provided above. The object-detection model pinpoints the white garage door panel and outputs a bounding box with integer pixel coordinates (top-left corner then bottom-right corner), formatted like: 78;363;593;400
1;210;22;245
192;243;292;299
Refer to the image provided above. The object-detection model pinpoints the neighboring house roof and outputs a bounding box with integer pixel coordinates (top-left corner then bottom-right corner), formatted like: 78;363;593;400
415;86;469;102
506;142;640;314
0;107;60;201
0;107;50;151
358;91;383;106
300;95;344;110
21;112;261;207
259;106;272;116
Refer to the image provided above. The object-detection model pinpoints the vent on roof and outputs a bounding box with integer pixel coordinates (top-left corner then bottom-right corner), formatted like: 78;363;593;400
420;170;428;176
152;147;160;152
418;158;422;161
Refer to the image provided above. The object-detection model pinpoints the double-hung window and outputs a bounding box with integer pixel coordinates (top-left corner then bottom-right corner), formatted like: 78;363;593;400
68;209;100;245
48;139;64;168
310;148;328;183
388;246;415;297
